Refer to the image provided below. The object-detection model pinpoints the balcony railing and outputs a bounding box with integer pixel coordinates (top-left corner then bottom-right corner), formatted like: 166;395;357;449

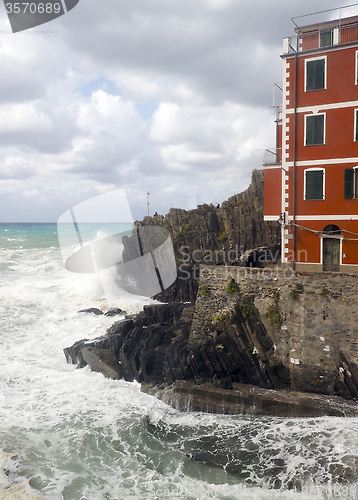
284;21;358;53
263;149;282;166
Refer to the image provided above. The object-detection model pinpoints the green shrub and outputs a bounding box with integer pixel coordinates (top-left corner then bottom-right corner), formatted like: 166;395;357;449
246;344;254;356
200;285;210;296
226;281;239;294
265;306;282;326
218;233;227;242
239;303;255;319
289;283;304;298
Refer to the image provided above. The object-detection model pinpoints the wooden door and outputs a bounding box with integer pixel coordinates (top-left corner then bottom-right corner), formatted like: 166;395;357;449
323;238;340;272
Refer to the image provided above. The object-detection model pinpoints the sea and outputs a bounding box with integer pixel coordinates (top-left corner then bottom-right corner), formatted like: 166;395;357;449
1;223;358;500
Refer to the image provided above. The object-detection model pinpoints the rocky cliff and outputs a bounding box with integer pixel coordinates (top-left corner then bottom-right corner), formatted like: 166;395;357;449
139;169;280;265
64;267;358;417
123;169;280;302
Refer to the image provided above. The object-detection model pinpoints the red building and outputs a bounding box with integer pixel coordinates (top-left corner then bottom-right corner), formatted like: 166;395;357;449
264;7;358;272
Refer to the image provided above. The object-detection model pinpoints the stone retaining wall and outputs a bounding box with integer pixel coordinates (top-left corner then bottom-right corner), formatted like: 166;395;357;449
191;265;358;397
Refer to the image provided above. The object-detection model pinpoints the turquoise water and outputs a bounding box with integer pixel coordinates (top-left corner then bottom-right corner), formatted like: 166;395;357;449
0;223;134;250
0;223;59;249
1;225;358;499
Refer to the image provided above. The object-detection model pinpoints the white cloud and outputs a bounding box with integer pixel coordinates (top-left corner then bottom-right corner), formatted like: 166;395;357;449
0;103;52;132
0;0;342;221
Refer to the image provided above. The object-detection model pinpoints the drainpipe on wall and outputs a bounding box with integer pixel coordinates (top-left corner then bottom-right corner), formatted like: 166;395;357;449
292;52;298;271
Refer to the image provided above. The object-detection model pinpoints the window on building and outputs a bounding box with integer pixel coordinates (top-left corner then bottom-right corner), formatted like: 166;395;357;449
344;168;358;199
355;109;358;141
356;51;358;85
306;58;325;91
305;170;324;200
320;29;333;47
305;114;325;145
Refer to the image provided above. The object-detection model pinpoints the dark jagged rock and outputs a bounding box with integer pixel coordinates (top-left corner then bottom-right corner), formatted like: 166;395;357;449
153;264;199;304
334;352;358;400
63;319;135;367
78;308;103;315
64;304;195;383
65;296;358;416
104;308;127;317
120;304;194;384
81;347;122;379
64;338;89;368
141;380;358;417
65;302;289;391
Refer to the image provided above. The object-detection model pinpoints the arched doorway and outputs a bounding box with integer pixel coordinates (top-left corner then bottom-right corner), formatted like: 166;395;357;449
322;225;340;272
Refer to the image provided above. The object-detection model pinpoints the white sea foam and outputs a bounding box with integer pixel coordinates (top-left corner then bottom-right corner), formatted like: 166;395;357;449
0;450;42;499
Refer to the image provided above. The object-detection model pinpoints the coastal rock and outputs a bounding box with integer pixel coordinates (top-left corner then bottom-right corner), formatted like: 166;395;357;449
63;338;89;368
120;304;194;384
104;308;126;317
78;308;103;315
63;319;135;367
65;301;288;391
141;380;358;418
81;347;122;379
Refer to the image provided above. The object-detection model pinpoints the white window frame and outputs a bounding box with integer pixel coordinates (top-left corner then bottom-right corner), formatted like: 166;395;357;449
355;108;358;142
356;50;358;86
354;166;358;199
304;56;327;92
304;112;326;146
319;28;333;48
304;167;325;200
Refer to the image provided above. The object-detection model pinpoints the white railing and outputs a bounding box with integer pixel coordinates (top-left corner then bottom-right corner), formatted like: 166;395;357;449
263;149;282;165
283;21;358;53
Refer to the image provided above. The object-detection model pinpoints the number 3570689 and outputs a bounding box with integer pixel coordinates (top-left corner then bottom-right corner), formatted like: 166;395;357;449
5;3;62;14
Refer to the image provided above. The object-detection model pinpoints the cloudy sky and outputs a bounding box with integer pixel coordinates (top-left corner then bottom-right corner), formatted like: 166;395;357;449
0;0;353;222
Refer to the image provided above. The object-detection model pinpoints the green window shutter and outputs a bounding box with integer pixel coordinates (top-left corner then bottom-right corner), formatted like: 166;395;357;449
306;171;315;199
344;169;354;199
314;170;323;199
306;61;315;91
315;114;324;144
306;115;324;145
306;116;315;145
306;59;325;91
306;171;323;200
315;59;325;89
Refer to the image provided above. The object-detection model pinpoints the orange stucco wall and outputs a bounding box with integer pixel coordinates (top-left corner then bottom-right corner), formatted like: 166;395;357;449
286;46;358;110
285;220;358;265
264;168;281;217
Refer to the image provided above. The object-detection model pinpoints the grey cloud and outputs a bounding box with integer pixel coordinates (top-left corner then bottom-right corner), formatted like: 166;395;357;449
59;0;341;106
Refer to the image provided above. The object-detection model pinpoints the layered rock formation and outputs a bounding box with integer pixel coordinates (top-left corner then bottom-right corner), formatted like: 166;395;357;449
138;169;280;266
64;267;358;416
